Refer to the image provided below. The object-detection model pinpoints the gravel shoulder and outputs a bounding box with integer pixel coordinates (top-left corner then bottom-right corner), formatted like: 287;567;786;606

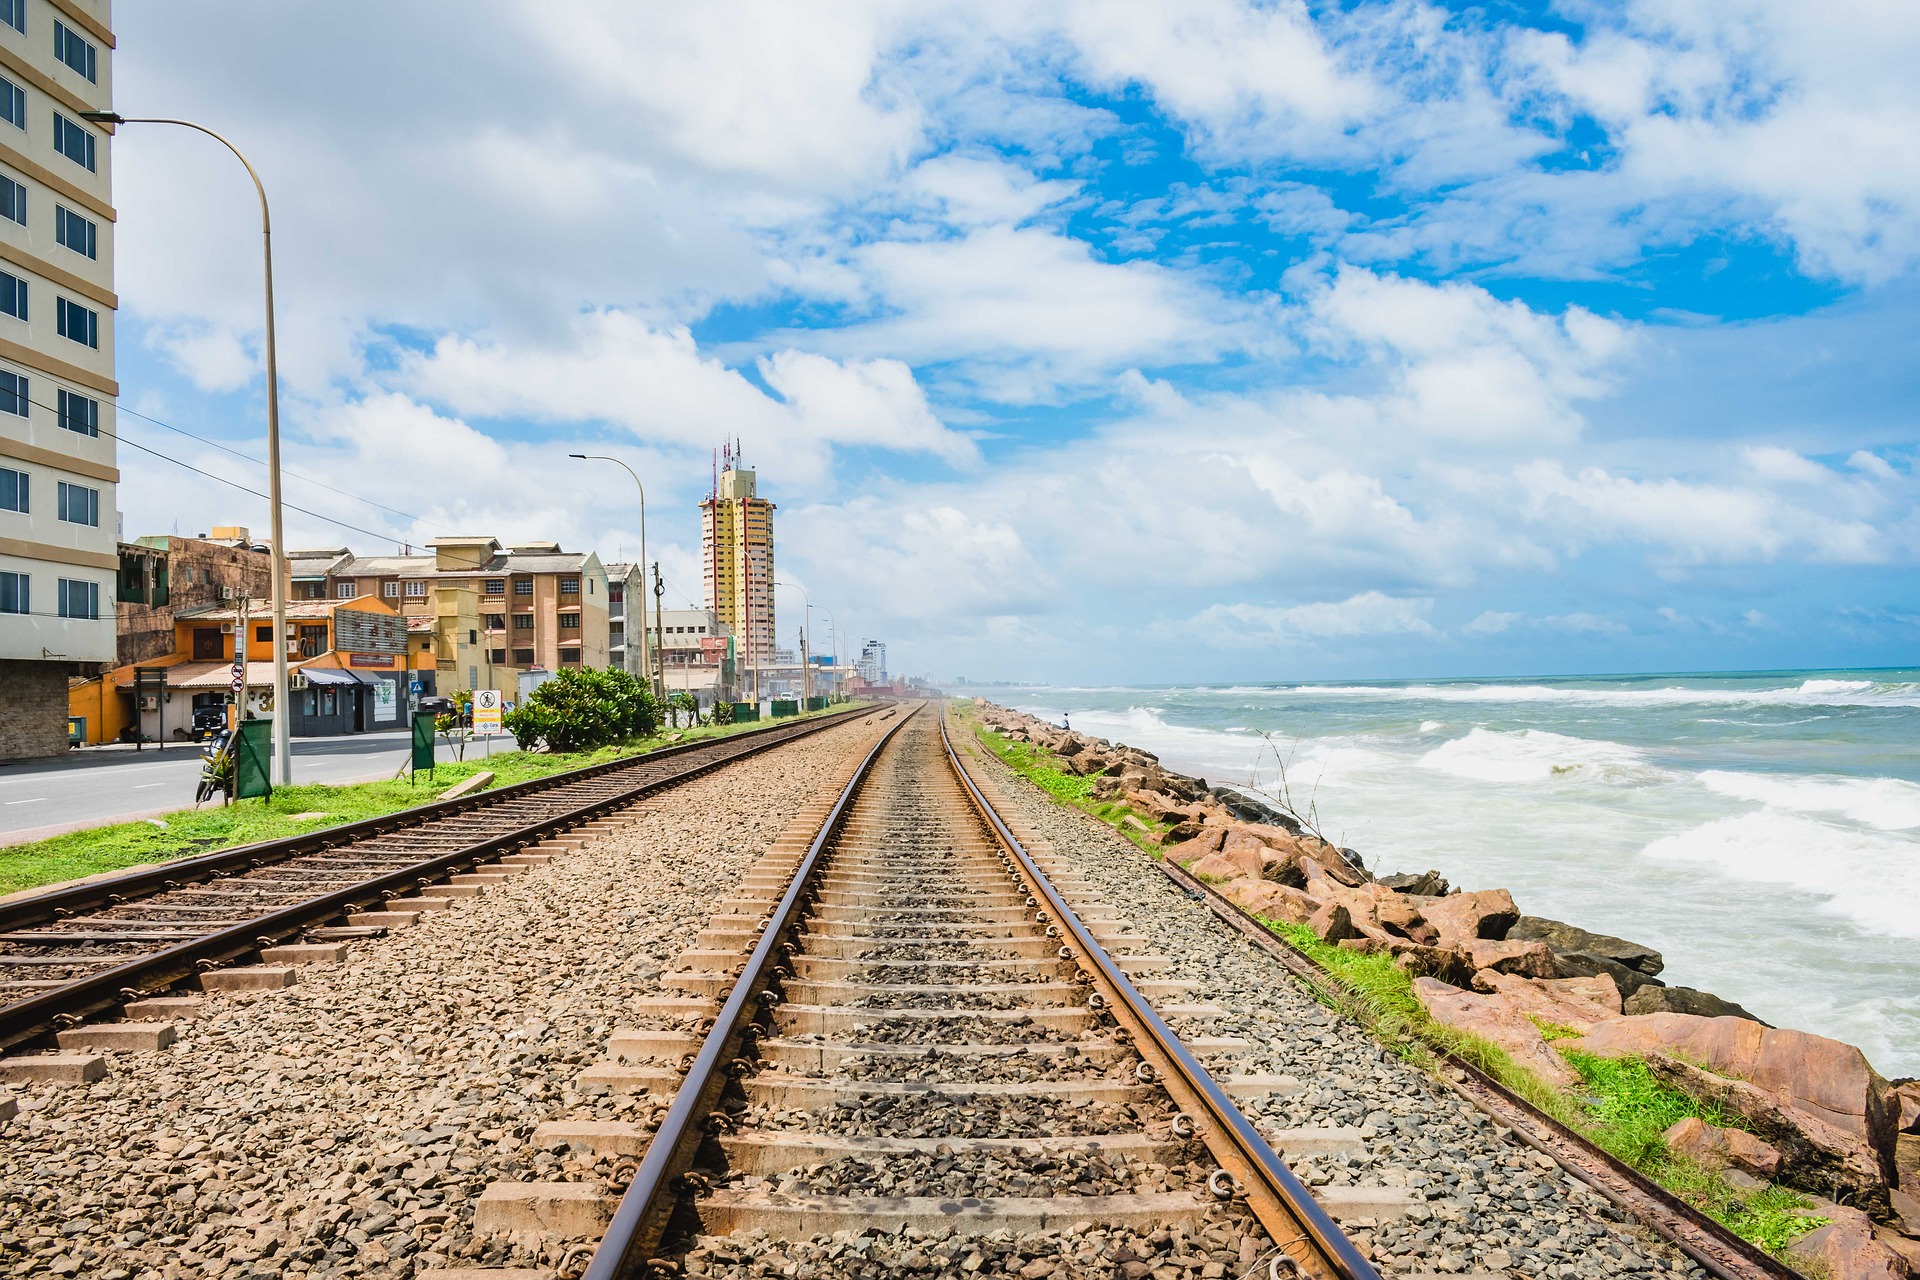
965;737;1711;1280
0;718;880;1280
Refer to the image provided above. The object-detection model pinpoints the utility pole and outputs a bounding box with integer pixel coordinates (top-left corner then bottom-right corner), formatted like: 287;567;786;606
652;561;666;709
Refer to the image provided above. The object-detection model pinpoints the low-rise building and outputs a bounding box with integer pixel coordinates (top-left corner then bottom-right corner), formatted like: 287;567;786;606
605;561;646;678
114;528;273;666
657;606;733;705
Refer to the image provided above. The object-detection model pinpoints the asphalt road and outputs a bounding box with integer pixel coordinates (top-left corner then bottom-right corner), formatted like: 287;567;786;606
0;729;415;846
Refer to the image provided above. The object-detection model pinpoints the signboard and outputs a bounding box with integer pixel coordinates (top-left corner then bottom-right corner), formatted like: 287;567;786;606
472;689;503;735
372;680;398;723
234;719;273;800
348;651;392;667
332;608;407;658
411;713;435;775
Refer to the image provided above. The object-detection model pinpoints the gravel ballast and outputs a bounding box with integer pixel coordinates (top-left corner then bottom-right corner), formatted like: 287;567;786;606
0;718;881;1280
965;737;1712;1279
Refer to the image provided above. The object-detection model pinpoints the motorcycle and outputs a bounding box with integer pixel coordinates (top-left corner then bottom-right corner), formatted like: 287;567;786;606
195;728;235;805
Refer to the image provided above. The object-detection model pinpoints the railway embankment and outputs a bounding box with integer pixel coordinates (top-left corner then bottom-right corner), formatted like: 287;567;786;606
966;700;1920;1280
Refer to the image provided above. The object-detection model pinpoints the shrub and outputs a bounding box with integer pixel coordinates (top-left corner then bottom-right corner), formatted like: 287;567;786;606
501;668;658;752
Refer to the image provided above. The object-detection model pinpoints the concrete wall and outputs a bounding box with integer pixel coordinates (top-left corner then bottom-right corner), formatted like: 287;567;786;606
0;658;72;760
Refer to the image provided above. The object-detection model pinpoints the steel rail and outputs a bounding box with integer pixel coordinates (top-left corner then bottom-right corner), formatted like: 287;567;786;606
583;703;921;1280
939;709;1382;1280
0;709;872;1049
0;707;868;934
1153;854;1804;1280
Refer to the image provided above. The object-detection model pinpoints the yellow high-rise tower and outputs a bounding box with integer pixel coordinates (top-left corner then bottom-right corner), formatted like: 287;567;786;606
699;446;774;694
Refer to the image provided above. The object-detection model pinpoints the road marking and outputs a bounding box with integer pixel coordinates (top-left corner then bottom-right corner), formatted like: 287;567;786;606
4;797;46;805
134;783;165;789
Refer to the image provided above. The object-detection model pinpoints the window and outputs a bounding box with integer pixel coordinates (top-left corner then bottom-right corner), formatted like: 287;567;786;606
0;75;21;130
255;625;272;643
560;577;580;595
336;581;356;599
559;612;580;629
54;206;95;259
58;390;98;436
298;624;327;658
52;113;93;171
0;175;23;226
488;648;506;664
0;464;24;512
513;579;533;596
0;371;24;417
53;21;96;82
483;613;505;630
56;480;97;526
382;581;400;598
404;580;426;597
0;569;24;614
0;0;23;36
559;648;581;665
608;584;623;603
467;628;477;645
484;578;505;596
512;614;533;631
0;269;25;321
57;577;97;619
512;647;534;665
57;297;97;348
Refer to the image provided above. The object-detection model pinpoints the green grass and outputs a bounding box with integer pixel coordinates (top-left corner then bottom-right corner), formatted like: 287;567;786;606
0;706;864;897
955;705;1833;1259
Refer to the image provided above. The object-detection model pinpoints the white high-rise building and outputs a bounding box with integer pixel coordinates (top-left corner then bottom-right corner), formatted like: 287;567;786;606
0;0;118;760
858;639;887;686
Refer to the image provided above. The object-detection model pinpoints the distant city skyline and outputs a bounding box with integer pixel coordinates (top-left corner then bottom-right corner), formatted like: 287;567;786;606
103;2;1920;683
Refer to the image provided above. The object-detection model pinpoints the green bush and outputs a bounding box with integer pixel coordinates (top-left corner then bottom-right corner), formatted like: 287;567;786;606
501;668;658;752
710;699;735;726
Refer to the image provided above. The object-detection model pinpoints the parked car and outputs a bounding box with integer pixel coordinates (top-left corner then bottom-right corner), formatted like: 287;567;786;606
415;695;454;719
190;706;229;741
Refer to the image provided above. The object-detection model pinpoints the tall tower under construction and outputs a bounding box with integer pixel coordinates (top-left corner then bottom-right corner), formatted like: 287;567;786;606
699;445;775;684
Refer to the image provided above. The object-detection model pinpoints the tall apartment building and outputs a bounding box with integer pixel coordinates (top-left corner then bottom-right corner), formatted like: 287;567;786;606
0;0;117;760
858;639;888;686
699;455;774;679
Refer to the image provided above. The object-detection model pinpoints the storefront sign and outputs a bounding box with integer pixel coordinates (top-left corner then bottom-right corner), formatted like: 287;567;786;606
347;652;391;667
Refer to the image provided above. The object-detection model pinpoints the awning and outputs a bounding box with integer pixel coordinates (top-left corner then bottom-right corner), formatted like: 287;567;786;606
299;667;367;687
172;663;277;690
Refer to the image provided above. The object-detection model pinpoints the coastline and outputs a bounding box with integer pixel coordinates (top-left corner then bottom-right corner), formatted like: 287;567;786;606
960;698;1920;1275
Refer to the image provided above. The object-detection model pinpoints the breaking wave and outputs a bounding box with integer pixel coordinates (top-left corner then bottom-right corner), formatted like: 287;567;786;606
1419;727;1667;786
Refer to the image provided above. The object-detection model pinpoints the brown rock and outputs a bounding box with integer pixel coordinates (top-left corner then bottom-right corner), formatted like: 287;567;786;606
1464;938;1558;978
1309;902;1360;944
1642;1053;1894;1219
1663;1116;1785;1179
1788;1205;1914;1280
1896;1082;1920;1134
1469;970;1620;1032
1257;847;1306;887
1158;820;1204;847
1188;852;1247;883
1392;945;1476;986
1410;977;1578;1087
1373;895;1432;940
1217;832;1269;878
1420;888;1520;945
1571;1014;1898;1167
1624;984;1767;1024
1338;937;1393;956
1507;915;1664;976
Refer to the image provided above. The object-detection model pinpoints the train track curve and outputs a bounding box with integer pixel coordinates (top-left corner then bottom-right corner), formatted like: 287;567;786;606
0;706;871;1052
576;701;1380;1280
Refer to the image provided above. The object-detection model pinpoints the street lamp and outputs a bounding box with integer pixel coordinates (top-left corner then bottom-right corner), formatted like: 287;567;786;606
85;112;294;786
774;580;811;704
568;454;662;703
822;610;845;700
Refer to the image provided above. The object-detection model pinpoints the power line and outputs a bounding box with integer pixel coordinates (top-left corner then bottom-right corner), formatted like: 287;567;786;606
0;352;453;542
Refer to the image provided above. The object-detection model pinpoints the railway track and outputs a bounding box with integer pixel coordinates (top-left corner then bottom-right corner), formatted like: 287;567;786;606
0;707;869;1053
572;702;1380;1280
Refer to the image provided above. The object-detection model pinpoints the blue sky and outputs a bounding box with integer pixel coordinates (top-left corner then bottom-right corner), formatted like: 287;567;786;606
107;1;1920;682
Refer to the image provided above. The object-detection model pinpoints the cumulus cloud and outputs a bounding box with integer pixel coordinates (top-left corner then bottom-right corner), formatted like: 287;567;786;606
1180;592;1438;648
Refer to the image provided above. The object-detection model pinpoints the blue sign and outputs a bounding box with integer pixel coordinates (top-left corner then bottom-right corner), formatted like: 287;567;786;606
409;681;423;694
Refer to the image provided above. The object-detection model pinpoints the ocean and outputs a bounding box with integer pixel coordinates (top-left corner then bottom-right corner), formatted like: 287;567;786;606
991;670;1920;1078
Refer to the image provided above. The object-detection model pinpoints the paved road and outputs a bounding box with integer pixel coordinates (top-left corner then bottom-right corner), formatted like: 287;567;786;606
0;730;415;845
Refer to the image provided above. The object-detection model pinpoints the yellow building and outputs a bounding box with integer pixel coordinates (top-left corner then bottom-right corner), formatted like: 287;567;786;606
699;459;774;678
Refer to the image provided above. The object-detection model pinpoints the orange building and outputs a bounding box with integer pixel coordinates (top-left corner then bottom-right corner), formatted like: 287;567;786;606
66;596;424;745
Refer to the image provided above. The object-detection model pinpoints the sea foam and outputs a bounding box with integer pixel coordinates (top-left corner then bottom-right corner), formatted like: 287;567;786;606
1701;770;1920;831
1420;727;1664;786
1261;679;1920;709
1642;811;1920;939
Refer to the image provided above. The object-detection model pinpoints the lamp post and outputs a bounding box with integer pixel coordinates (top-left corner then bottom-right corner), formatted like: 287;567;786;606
568;454;662;703
775;581;811;704
84;112;293;786
822;610;844;701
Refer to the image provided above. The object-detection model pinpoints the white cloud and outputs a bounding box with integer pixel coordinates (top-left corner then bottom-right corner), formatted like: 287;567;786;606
1181;592;1438;648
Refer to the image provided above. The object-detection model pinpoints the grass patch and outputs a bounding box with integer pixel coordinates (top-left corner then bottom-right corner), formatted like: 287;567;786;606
0;706;865;897
956;700;1832;1259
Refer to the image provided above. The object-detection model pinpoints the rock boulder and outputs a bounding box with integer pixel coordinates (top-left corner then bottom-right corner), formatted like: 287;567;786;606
1420;888;1520;945
1469;969;1620;1032
1410;977;1578;1088
1508;915;1664;976
1624;984;1768;1025
1788;1205;1915;1280
1462;938;1558;978
1662;1116;1784;1179
1548;948;1666;998
1379;870;1450;897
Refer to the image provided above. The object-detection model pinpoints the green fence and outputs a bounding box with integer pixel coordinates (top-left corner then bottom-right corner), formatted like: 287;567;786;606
771;699;798;718
731;703;760;722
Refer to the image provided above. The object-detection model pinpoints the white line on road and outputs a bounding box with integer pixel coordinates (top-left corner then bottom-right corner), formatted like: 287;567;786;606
4;798;46;805
134;783;165;789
